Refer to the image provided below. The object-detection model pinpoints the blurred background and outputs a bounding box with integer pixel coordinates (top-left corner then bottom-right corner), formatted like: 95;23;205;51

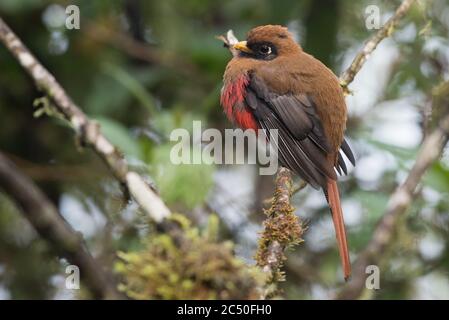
1;0;449;299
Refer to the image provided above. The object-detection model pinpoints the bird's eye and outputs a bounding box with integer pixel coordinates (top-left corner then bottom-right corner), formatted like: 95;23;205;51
259;45;272;55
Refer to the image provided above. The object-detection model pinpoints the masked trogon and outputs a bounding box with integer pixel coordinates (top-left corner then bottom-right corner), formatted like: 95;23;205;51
220;25;355;280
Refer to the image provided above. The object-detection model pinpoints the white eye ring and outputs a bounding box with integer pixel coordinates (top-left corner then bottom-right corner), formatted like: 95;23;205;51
260;45;271;55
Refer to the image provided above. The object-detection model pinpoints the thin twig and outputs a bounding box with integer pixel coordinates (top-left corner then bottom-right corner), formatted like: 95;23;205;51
0;16;171;223
0;151;123;299
339;0;416;93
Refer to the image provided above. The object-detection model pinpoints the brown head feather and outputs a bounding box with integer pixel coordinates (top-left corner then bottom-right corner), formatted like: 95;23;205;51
247;25;301;55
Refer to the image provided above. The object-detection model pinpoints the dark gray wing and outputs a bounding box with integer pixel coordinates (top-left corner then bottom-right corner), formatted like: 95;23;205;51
245;74;353;189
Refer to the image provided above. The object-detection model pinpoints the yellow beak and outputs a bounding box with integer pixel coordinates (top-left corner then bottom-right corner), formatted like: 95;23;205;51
233;41;252;53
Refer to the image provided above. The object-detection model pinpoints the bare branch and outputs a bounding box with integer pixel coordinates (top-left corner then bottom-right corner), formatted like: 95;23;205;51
0;16;171;223
0;151;123;299
339;0;416;92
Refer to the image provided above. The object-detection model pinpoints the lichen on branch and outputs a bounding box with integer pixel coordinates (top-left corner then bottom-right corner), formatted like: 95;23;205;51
254;168;303;298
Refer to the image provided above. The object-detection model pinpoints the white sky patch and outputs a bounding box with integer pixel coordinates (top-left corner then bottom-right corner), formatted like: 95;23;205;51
394;22;417;44
235;222;262;262
343;39;399;116
414;272;449;299
211;165;261;261
42;4;66;29
0;264;10;299
298;188;326;219
50;274;76;300
310;284;331;300
342;199;363;227
389;256;420;275
373;121;421;149
210;165;255;230
0;284;10;300
370;99;422;149
419;233;446;261
421;187;442;208
305;216;334;252
355;151;396;183
59;195;107;239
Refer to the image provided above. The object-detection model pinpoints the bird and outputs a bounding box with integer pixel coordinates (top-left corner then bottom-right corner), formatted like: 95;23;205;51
220;25;355;280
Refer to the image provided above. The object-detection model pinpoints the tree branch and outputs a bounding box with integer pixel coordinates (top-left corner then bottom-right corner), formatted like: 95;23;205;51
0;16;171;223
0;151;123;299
339;0;416;92
337;83;449;300
254;167;303;299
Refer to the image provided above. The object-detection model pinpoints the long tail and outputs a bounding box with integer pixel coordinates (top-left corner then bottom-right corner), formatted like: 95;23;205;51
326;179;351;280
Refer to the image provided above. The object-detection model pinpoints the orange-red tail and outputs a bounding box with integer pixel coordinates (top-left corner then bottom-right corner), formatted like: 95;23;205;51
326;179;351;280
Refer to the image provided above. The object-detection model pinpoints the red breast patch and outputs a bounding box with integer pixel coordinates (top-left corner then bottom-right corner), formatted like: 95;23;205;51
220;74;258;131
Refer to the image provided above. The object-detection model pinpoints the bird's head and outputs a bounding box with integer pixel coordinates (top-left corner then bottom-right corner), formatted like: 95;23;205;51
233;25;301;61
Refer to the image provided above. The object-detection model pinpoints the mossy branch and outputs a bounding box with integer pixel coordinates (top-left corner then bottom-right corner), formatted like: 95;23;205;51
254;168;303;299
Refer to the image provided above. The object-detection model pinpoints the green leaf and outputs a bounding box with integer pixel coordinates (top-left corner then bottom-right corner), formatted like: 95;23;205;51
423;162;449;193
151;144;214;209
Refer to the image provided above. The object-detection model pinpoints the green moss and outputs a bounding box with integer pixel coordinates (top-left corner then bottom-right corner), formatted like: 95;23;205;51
254;188;303;296
115;214;266;299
